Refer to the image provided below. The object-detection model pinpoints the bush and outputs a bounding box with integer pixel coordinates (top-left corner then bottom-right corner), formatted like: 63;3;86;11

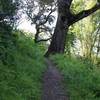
0;30;46;100
51;54;100;100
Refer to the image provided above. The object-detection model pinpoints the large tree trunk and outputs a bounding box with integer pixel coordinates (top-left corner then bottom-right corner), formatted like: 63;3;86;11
45;0;72;56
45;15;69;56
45;0;100;57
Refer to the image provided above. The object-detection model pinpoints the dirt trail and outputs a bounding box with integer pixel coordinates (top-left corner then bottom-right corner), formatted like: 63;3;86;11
41;59;68;100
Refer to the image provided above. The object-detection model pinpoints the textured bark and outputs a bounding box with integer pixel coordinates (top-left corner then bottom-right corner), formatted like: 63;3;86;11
45;0;100;56
45;0;71;56
45;16;68;56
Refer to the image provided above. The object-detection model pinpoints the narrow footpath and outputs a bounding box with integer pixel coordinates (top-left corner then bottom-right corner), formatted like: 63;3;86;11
41;59;68;100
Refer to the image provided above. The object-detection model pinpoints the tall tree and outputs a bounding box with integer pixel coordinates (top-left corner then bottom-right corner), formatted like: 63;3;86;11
19;0;56;43
45;0;100;56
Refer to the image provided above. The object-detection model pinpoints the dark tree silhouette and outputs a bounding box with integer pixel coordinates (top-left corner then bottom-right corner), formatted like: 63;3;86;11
20;0;56;43
45;0;100;56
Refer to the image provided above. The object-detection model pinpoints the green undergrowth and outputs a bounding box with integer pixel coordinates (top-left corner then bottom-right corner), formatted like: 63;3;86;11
0;30;46;100
51;54;100;100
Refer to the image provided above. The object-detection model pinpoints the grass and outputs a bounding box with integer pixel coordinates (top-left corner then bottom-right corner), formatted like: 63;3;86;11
0;30;46;100
51;54;100;100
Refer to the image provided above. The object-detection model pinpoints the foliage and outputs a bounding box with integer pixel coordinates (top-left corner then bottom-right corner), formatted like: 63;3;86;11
0;0;16;14
0;0;19;24
0;30;46;100
67;0;100;64
65;28;76;55
51;54;100;100
19;0;56;42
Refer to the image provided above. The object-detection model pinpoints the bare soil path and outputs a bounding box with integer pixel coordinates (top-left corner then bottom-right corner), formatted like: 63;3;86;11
41;59;68;100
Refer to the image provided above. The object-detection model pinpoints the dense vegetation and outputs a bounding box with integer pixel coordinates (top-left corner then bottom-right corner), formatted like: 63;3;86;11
0;0;100;100
0;1;47;99
51;54;100;100
0;30;46;100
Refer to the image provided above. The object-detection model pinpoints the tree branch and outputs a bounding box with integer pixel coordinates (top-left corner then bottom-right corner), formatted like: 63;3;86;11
69;3;100;25
39;6;55;26
35;37;52;43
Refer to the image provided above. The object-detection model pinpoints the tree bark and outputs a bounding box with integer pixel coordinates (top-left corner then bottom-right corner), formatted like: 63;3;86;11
45;0;100;57
45;15;68;56
45;0;72;56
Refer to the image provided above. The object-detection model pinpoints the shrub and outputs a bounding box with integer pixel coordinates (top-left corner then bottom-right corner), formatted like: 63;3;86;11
0;30;46;100
51;54;100;100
